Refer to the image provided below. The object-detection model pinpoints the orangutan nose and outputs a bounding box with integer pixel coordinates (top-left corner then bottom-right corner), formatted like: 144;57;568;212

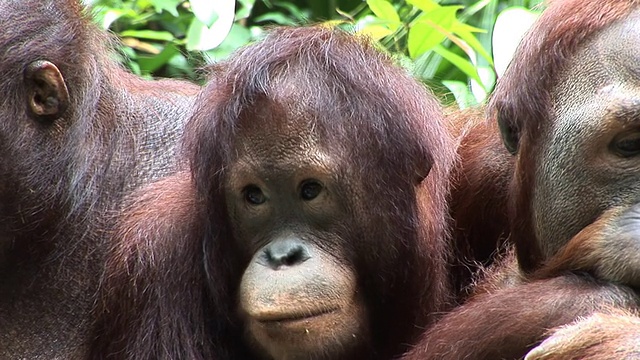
262;238;311;269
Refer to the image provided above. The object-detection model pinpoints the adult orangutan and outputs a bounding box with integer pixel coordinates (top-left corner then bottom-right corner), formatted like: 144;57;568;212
0;0;198;357
402;0;640;358
90;26;458;359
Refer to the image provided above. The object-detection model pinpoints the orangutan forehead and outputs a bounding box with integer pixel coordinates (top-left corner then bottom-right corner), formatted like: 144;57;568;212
235;126;323;161
551;8;640;123
229;145;336;181
236;94;321;140
591;8;640;78
269;69;341;111
229;125;337;181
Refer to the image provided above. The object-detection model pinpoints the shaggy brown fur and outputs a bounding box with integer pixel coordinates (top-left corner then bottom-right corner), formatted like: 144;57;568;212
0;0;198;357
90;26;457;360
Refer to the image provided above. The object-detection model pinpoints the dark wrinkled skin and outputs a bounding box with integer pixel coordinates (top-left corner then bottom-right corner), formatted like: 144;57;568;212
0;1;198;357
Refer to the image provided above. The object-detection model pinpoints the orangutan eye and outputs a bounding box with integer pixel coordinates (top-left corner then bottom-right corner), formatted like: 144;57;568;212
611;132;640;157
498;114;519;155
300;180;323;201
244;185;266;205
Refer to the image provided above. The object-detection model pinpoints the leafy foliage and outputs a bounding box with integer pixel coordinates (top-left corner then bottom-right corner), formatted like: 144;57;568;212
85;0;542;107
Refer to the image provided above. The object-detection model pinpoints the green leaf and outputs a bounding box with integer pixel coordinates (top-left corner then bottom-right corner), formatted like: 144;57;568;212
185;18;216;50
134;0;152;10
121;45;142;75
190;0;219;27
458;0;491;22
355;15;399;40
185;1;236;51
93;8;137;30
452;22;484;34
236;0;256;20
366;0;400;23
137;43;179;73
406;0;439;13
493;6;539;76
408;7;461;59
358;24;395;40
453;22;493;66
470;65;496;102
413;51;442;81
473;0;497;68
121;46;138;60
408;21;441;58
128;60;142;76
148;0;181;17
254;12;297;25
433;44;483;86
442;80;477;109
120;29;175;41
273;1;308;22
204;24;252;62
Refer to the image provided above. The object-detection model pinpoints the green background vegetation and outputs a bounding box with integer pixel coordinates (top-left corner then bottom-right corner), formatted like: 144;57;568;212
84;0;542;107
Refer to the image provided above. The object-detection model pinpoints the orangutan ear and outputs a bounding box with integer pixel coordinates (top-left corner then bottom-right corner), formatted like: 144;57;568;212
414;151;433;184
24;60;69;122
498;113;519;155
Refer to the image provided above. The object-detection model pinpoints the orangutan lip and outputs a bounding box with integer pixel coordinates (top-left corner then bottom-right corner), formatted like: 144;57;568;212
255;307;339;323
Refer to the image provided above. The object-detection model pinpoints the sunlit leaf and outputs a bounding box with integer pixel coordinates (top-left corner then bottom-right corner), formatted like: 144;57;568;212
186;17;231;50
185;0;235;51
433;44;483;87
120;29;175;41
406;0;439;13
452;22;492;65
408;7;461;59
452;21;484;34
322;20;347;28
470;65;496;102
459;0;491;21
355;15;399;40
92;8;136;30
358;24;395;40
493;6;539;77
366;0;400;23
190;0;218;27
